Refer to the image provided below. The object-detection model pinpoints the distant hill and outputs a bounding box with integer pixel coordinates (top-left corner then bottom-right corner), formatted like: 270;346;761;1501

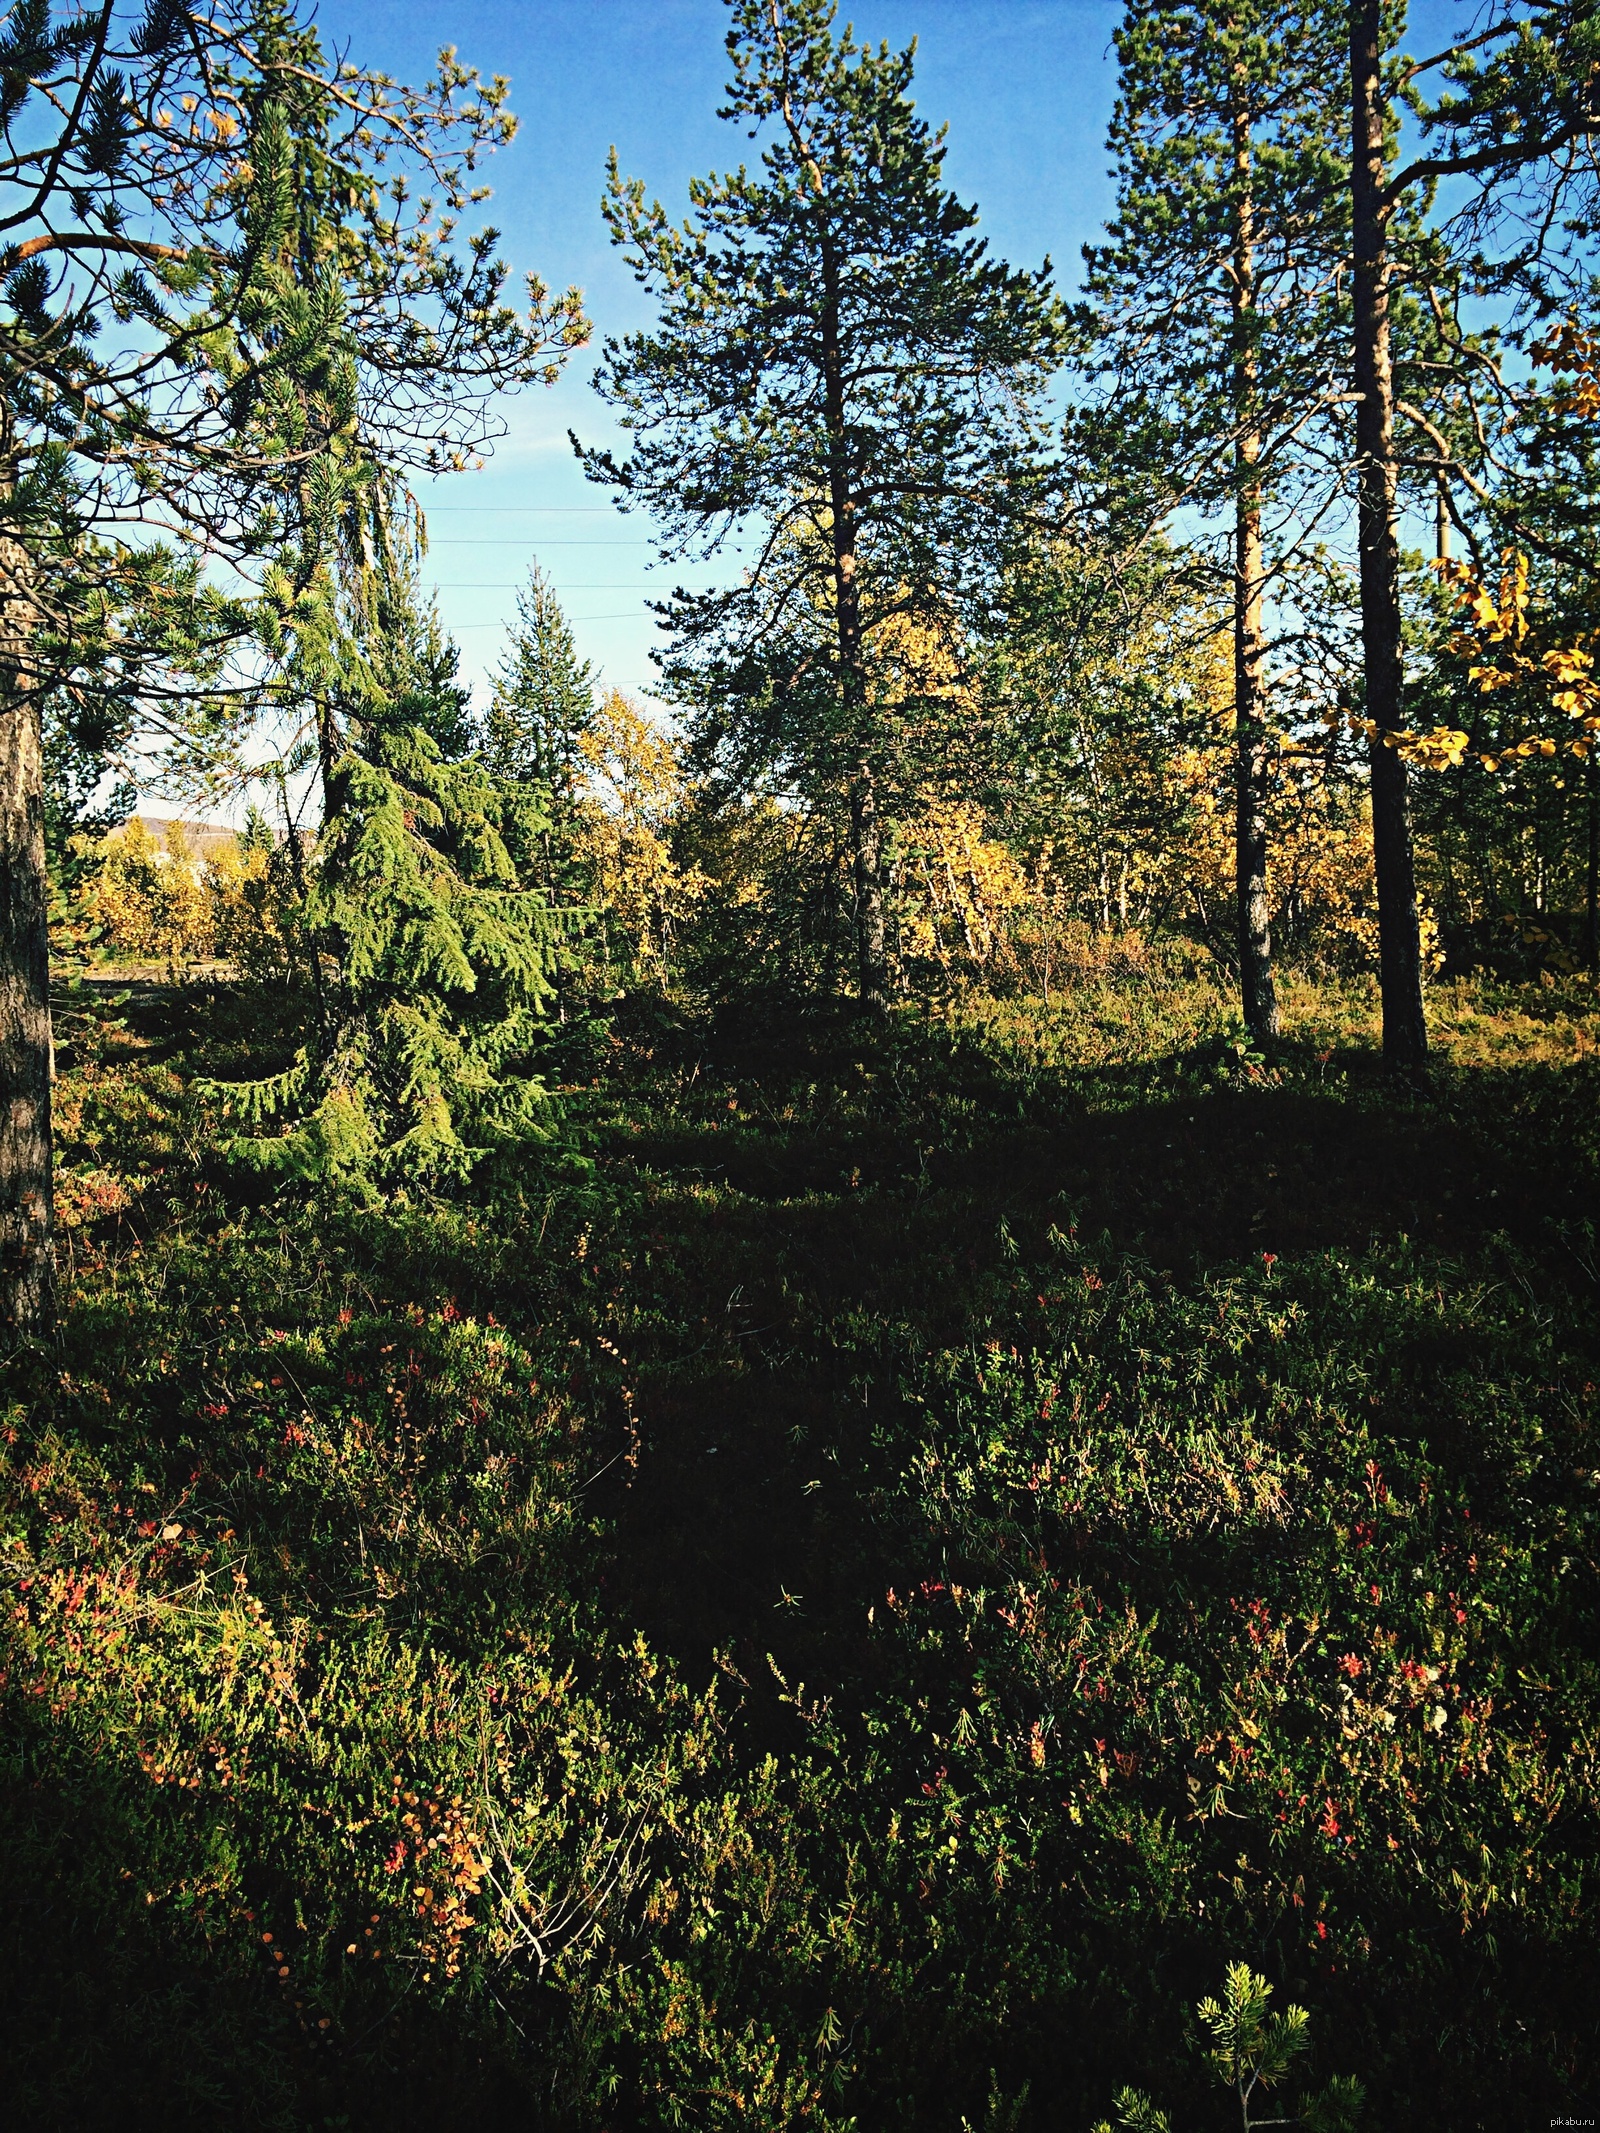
132;816;248;858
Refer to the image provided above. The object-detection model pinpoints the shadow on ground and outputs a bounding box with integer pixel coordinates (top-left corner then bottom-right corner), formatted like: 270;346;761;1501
595;1016;1591;1679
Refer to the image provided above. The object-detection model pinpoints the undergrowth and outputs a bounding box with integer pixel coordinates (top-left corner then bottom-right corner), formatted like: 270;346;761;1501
3;965;1597;2129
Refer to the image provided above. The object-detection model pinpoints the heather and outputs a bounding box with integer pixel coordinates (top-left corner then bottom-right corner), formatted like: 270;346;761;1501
4;963;1596;2128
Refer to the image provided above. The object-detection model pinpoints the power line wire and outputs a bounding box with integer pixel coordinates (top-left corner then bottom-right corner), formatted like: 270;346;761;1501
451;613;658;627
433;583;657;590
428;542;724;554
418;505;628;514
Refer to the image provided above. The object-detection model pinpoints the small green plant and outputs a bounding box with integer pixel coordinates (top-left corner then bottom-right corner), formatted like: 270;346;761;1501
1098;2091;1173;2133
1096;1964;1364;2133
1204;1008;1272;1082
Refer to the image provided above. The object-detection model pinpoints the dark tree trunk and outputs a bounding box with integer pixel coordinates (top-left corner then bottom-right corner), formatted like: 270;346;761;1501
1234;487;1279;1040
0;533;55;1334
1230;89;1280;1043
850;767;887;1011
1350;0;1428;1071
1586;746;1598;971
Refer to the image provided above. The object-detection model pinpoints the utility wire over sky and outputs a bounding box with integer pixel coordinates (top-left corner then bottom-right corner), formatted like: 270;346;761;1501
320;0;1125;702
319;0;1467;703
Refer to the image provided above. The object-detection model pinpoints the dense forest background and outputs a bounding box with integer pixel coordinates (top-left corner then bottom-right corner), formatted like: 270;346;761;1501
2;1;1599;2127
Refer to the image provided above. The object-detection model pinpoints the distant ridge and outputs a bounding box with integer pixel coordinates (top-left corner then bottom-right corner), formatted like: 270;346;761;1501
132;816;249;857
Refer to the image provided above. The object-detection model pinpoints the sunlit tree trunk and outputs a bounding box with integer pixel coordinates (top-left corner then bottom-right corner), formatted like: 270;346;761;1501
1350;0;1428;1071
0;525;54;1334
1231;83;1281;1043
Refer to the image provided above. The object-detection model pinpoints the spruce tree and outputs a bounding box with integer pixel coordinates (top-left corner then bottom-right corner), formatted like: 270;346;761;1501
484;562;597;929
0;0;586;1328
362;558;475;763
215;541;560;1187
581;0;1062;1011
484;563;596;799
1081;0;1349;1044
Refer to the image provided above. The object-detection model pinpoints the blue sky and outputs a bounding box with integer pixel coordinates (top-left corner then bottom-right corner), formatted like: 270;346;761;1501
311;0;1126;706
307;0;1476;716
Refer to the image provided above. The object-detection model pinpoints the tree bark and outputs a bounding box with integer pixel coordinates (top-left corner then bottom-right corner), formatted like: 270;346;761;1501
1350;0;1428;1071
818;228;889;1012
851;766;887;1007
1586;746;1597;971
0;529;55;1334
1230;87;1280;1043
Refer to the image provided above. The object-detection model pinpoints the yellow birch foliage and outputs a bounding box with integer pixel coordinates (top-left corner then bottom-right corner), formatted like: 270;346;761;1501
865;606;975;750
892;797;1034;972
1168;736;1442;972
208;841;295;980
573;689;707;980
82;820;215;976
81;820;292;980
864;617;1059;976
1102;626;1426;973
884;606;1437;983
1426;321;1600;769
1437;545;1600;769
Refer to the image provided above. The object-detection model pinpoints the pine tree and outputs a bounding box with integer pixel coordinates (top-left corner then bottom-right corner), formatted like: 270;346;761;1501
1345;0;1429;1072
581;0;1062;1011
1342;0;1600;1070
1081;0;1350;1044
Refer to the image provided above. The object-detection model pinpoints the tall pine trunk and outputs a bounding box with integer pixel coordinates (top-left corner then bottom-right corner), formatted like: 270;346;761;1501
820;230;889;1011
1234;485;1279;1039
1350;0;1428;1071
1586;748;1598;971
0;529;55;1333
1231;89;1280;1042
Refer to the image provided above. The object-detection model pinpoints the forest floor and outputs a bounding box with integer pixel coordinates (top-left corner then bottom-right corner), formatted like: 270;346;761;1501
3;961;1598;2131
582;972;1596;1677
